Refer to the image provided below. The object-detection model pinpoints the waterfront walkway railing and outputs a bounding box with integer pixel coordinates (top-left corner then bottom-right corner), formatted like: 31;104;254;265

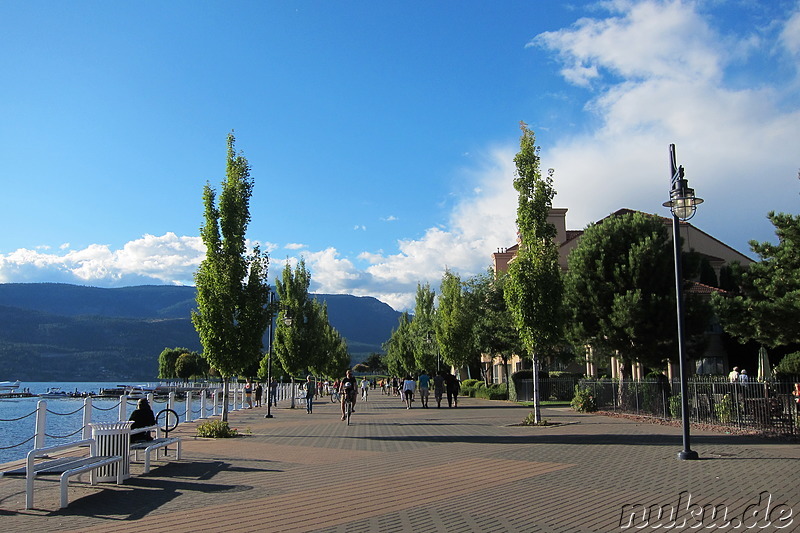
0;382;300;463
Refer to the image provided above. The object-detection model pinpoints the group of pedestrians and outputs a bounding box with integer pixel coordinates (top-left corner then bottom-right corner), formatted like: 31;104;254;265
241;378;278;410
388;370;460;409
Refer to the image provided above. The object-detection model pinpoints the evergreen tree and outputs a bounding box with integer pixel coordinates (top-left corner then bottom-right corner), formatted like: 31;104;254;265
565;211;710;396
712;212;800;348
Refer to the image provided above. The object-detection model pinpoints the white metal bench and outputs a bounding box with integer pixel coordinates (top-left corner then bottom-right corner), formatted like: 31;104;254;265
129;425;182;474
2;439;124;509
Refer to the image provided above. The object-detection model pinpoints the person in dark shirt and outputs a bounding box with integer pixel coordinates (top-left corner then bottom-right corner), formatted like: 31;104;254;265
339;369;358;420
129;398;156;442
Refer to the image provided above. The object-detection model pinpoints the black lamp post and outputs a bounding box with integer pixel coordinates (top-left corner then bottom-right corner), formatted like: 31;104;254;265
662;143;703;461
265;289;276;418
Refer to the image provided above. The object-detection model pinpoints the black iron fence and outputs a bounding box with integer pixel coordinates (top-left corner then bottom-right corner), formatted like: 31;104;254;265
518;377;799;437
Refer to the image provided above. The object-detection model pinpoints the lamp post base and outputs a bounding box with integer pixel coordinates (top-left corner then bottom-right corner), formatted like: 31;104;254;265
263;414;273;418
678;450;699;461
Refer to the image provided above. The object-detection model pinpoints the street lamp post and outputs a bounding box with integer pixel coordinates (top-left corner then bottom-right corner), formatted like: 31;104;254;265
662;143;703;461
265;289;276;419
264;292;296;417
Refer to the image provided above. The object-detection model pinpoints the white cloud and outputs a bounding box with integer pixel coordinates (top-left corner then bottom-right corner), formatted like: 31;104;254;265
3;1;798;314
0;233;204;287
534;0;800;251
781;6;800;56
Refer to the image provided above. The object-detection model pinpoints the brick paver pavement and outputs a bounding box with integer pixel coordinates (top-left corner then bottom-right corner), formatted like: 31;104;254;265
1;392;798;532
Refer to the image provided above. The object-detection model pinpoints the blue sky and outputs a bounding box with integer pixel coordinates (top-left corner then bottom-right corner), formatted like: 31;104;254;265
1;0;798;310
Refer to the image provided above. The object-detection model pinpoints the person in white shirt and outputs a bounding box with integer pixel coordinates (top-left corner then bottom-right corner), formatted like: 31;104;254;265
360;377;370;401
402;375;416;409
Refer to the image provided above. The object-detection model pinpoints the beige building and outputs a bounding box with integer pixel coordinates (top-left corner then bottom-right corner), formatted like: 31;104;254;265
487;208;753;382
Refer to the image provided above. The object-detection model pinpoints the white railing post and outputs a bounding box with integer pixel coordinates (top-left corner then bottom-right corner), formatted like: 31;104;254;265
168;392;175;418
185;392;193;423
200;390;207;419
119;395;127;421
34;400;47;449
82;397;93;439
212;389;218;416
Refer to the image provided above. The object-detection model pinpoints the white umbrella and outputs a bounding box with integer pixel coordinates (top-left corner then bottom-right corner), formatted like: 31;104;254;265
757;346;772;382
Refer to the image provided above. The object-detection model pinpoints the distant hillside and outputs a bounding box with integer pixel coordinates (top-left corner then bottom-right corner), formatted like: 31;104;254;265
0;283;401;381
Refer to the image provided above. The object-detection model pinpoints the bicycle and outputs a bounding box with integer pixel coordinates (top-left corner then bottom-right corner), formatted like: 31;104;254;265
343;392;354;425
330;389;340;403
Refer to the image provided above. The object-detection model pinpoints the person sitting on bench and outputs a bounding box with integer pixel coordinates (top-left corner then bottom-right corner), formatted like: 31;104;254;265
130;398;156;442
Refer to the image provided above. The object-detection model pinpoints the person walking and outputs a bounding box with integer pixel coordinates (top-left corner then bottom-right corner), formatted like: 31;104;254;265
402;375;416;409
304;375;315;414
254;382;263;407
433;371;446;408
269;378;278;407
361;376;370;401
418;370;431;408
445;373;460;408
244;378;253;409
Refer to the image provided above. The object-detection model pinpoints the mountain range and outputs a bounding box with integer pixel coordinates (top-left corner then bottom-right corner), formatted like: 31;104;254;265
0;283;401;381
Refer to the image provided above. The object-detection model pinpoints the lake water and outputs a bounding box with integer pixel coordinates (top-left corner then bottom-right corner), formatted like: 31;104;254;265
0;381;236;465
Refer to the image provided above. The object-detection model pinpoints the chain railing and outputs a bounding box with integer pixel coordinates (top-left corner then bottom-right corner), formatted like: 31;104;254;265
0;385;246;463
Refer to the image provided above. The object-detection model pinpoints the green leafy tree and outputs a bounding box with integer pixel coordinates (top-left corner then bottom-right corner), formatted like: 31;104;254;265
175;352;202;380
504;123;564;423
712;212;800;349
158;347;190;379
410;282;437;372
383;312;416;376
565;211;709;401
436;270;478;373
309;299;350;378
273;259;342;399
774;351;800;376
470;270;522;385
192;133;271;421
362;353;386;373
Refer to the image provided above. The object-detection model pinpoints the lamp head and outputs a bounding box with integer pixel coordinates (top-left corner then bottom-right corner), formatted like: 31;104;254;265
663;169;703;221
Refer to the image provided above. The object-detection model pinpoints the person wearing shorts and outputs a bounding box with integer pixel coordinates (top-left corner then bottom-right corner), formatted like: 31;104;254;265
402;375;416;409
417;370;431;408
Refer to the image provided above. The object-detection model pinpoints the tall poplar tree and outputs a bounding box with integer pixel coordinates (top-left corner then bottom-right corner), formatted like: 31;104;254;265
192;133;271;421
411;282;437;372
504;123;564;424
436;270;477;373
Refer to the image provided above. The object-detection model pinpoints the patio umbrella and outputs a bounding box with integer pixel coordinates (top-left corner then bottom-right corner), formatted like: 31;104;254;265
757;346;772;382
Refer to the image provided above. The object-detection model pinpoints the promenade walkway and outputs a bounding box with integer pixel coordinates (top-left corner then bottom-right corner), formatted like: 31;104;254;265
1;391;798;532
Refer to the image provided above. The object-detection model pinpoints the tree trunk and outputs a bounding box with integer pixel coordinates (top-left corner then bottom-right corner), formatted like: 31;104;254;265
531;355;542;424
617;361;629;410
221;378;229;422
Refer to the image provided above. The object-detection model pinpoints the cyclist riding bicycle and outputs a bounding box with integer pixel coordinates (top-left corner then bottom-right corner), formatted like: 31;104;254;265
339;369;358;420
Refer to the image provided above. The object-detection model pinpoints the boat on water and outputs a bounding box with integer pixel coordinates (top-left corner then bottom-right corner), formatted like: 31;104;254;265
98;384;158;398
0;380;21;391
39;387;69;399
